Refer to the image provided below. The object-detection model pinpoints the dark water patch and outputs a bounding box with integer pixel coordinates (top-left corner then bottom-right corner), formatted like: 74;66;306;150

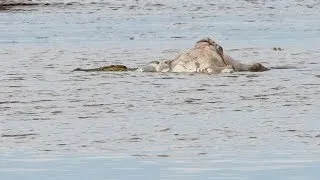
283;104;296;107
184;98;202;104
201;83;212;87
30;105;43;110
157;154;169;158
177;137;199;141
41;149;53;152
38;90;58;96
286;129;297;132
89;2;109;5
315;135;320;138
174;89;189;93
245;20;256;22
5;72;27;76
173;22;187;26
78;116;96;119
96;82;112;85
145;3;165;7
1;106;11;110
128;137;142;142
36;36;49;39
108;6;122;11
83;103;106;107
30;99;54;103
1;133;38;138
0;2;40;8
253;94;269;100
0;1;73;11
68;99;85;103
222;75;239;78
206;101;223;104
315;75;320;78
0;101;24;104
246;74;260;78
128;5;138;10
6;76;25;81
32;117;50;121
170;36;186;39
215;84;229;87
150;83;165;86
132;154;148;157
248;136;257;139
190;6;203;11
65;2;79;6
240;96;252;100
270;65;297;69
159;128;170;132
306;5;314;8
156;76;175;80
7;85;27;88
272;47;283;51
126;104;134;109
15;111;38;116
106;110;116;113
44;64;55;69
271;86;286;90
195;88;207;91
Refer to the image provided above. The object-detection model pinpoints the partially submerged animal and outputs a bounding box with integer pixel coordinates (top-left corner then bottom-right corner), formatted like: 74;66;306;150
74;37;268;73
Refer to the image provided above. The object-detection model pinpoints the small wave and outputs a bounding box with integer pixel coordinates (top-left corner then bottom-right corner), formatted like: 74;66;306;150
1;133;38;138
0;0;172;11
270;65;298;69
0;0;39;6
0;101;25;104
0;0;81;10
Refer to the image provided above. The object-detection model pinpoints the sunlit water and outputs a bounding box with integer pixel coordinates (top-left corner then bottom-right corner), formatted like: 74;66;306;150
0;0;320;179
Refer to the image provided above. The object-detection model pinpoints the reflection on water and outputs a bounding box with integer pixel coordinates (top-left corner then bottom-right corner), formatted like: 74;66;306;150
0;0;320;179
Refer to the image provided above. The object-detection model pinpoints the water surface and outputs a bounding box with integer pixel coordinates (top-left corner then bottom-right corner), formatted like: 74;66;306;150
0;0;320;179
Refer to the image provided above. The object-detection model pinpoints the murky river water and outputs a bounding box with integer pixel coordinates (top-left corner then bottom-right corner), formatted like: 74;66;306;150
0;0;320;179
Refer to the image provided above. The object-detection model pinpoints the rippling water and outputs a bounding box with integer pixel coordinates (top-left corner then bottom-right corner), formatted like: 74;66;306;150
1;0;320;179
